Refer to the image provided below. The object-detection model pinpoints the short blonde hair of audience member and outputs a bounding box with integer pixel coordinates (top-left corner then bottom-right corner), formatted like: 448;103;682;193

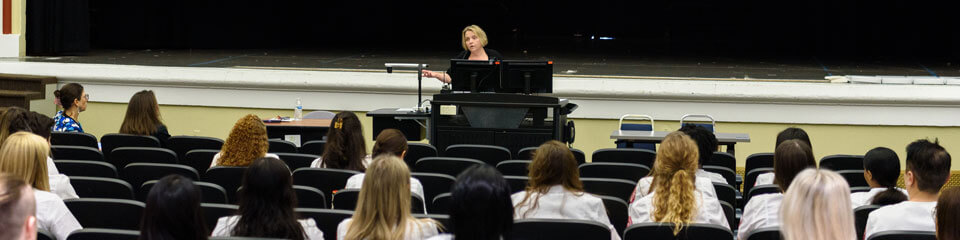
461;25;489;51
346;155;439;239
217;114;269;166
780;169;855;240
0;132;51;191
649;131;699;235
514;140;583;218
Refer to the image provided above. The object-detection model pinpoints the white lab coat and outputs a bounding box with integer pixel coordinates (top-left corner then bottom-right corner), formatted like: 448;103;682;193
35;190;83;240
212;215;324;240
627;183;730;229
512;185;622;240
737;193;783;240
344;173;427;212
336;218;439;240
631;176;718;203
850;187;909;208
863;201;937;239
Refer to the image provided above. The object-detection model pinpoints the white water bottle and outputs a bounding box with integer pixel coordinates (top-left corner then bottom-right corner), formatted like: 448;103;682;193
294;98;303;120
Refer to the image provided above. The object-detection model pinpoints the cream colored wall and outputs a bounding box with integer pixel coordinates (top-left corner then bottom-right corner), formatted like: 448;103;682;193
12;0;25;56
80;102;959;170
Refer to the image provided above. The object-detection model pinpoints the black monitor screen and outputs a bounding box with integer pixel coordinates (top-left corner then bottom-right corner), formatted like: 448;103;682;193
499;60;553;94
449;59;500;92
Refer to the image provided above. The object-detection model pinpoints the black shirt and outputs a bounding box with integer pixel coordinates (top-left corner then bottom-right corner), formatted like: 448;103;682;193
446;48;504;92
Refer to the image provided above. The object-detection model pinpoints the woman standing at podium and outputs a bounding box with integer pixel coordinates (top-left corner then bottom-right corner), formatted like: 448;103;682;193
422;25;504;83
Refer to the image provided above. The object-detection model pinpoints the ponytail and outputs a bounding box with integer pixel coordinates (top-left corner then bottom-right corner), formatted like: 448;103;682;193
863;147;907;206
653;169;697;235
871;186;908;206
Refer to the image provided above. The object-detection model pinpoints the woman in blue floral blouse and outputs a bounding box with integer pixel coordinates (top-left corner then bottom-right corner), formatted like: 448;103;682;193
52;83;88;133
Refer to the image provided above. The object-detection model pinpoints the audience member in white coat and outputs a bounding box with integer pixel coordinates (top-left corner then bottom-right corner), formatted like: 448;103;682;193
513;140;621;240
0;108;77;200
864;139;951;239
139;175;209;240
343;129;425;203
737;139;816;239
679;124;727;184
850;147;908;208
754;127;813;186
310;112;372;171
426;165;514;240
780;169;856;240
628;132;729;234
210;114;277;168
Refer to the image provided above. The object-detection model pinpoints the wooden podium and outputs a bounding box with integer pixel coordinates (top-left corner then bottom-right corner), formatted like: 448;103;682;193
0;74;58;110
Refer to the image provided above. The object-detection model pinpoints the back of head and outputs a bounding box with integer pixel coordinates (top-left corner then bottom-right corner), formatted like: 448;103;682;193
905;139;951;193
54;83;84;110
936;187;960;240
322;112;367;171
0;107;30;145
234;157;304;239
863;147;907;205
527;140;581;193
219;114;268;166
0;174;36;240
773;139;816;191
120;90;163;136
776;127;812;152
650;131;699;234
451;165;513;240
678;124;718;167
25;112;54;140
0;132;50;191
348;154;416;240
780;169;855;240
371;129;407;158
140;175;208;240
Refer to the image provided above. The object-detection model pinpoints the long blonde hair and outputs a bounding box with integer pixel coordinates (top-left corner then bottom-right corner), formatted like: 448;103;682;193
345;155;437;240
217;114;269;166
780;169;856;240
0;132;50;191
515;140;583;218
649;131;699;235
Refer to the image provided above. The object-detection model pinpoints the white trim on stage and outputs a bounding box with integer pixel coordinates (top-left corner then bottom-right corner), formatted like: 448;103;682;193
2;61;959;126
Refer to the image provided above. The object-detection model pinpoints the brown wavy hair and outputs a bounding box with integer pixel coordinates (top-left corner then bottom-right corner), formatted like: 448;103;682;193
371;129;407;158
217;114;269;166
514;140;583;218
774;139;816;192
321;112;367;171
937;187;960;240
649;131;699;235
119;90;164;135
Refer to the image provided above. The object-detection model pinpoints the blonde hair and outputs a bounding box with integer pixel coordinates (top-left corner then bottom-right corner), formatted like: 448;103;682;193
780;169;856;240
649;131;699;235
217;114;269;166
345;155;438;240
461;25;489;51
515;140;583;218
0;132;50;191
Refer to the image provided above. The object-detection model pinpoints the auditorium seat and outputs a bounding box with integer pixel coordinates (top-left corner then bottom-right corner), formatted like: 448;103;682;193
579;162;650;182
209;237;289;240
268;139;298;154
623;222;733;240
707;152;737;173
38;229;55;240
496;160;532;177
703;165;739;188
304;110;336;119
616;121;656;151
598;195;628;236
100;133;161;162
200;203;238;230
294;185;327;209
592;148;656;168
444;144;512;166
166;136;224;161
50;132;98;149
431;193;452;215
512;219;612;240
742;227;782;240
65;228;140;240
139;180;228;204
109;147;177;170
713;182;738;208
296;208;353;240
504;176;530;193
581;178;637;203
122;163;199;192
855;205;882;240
51;145;103;161
414;157;484;177
70;176;134;200
274;152;321;171
744;153;774;178
54;160;118;178
866;231;936;240
518;146;587;164
203;166;248;203
184;149;219;174
64;198;145;230
837;169;870;188
411;172;456;205
332;189;426;214
299;140;326;156
820;154;865;171
851;186;871;193
406;143;438;170
743;167;774;199
292;168;361;204
746;184;781;204
720;201;736;230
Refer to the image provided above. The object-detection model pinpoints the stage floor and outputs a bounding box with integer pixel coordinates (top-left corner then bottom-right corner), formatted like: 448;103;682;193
22;49;960;81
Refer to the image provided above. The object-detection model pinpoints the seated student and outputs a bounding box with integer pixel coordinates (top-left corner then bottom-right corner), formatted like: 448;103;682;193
780;169;857;240
311;112;371;170
52;83;88;133
427;165;513;240
344;129;425;203
119;90;171;148
210;114;278;168
629;132;728;233
738;139;816;239
864;139;951;239
0;174;38;240
140;175;208;240
679;124;726;184
514;140;620;240
0;132;82;240
0;108;77;200
338;155;440;240
755;127;813;186
851;147;908;208
936;187;960;240
212;157;324;239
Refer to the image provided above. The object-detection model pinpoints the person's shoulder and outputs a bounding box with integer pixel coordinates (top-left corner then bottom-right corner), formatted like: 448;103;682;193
484;48;503;58
33;190;63;204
